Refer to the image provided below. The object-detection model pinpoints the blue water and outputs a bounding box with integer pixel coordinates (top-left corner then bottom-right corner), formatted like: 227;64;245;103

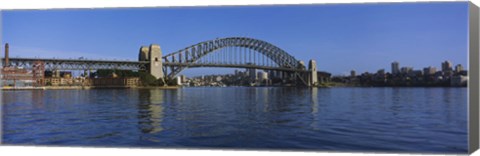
1;87;468;153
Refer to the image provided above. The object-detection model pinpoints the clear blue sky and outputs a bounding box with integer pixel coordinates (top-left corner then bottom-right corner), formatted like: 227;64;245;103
1;2;469;76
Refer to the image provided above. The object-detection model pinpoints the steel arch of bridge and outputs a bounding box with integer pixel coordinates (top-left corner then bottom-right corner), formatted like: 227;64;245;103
162;37;304;79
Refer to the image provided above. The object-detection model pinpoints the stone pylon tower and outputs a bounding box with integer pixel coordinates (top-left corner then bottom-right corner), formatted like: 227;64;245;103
308;59;318;86
149;44;163;79
138;44;164;79
138;46;149;61
4;43;9;67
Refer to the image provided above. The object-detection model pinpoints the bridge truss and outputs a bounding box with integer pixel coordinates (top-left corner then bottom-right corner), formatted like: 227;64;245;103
162;37;306;79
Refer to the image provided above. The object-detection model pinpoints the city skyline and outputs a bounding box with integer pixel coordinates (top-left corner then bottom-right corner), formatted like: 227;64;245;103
1;2;469;76
347;59;466;77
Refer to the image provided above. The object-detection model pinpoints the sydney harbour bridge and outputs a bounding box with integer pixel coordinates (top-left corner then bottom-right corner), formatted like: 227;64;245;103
2;37;320;86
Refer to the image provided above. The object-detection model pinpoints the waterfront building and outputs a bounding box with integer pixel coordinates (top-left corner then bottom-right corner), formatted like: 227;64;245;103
92;77;140;87
44;77;75;86
434;71;445;82
451;75;468;86
53;70;61;78
60;78;74;85
350;70;356;77
59;71;72;78
1;67;36;87
111;72;118;78
44;77;60;86
391;61;400;75
1;61;44;87
317;71;332;83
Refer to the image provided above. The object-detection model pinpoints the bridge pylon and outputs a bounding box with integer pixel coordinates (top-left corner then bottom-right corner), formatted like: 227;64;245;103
139;44;165;83
308;59;318;86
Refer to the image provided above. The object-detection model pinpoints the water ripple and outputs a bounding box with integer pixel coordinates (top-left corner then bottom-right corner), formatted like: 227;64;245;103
2;87;468;153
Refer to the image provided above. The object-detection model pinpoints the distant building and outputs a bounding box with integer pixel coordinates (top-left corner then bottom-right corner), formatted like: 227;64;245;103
375;69;386;82
180;75;187;84
215;76;222;82
257;71;264;80
248;68;257;82
176;76;182;85
332;60;468;87
257;71;270;85
455;64;463;73
268;70;278;79
377;69;385;75
410;70;423;77
423;66;437;76
260;71;268;80
442;60;453;72
400;67;413;74
391;61;400;75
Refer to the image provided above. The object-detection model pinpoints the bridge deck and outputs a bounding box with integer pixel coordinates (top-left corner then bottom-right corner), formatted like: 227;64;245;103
3;57;307;72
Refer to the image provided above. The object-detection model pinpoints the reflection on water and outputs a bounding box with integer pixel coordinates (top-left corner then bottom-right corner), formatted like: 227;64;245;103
310;88;319;130
138;89;165;134
2;87;468;153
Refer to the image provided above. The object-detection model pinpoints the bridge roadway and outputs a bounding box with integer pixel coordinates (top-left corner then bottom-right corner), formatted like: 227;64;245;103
2;37;320;86
3;57;307;72
3;57;149;70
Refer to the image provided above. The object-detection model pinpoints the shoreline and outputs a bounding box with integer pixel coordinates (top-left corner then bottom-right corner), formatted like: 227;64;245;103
1;85;467;90
2;86;180;90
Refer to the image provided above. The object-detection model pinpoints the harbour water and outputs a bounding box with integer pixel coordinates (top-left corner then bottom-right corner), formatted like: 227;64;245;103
1;87;468;153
